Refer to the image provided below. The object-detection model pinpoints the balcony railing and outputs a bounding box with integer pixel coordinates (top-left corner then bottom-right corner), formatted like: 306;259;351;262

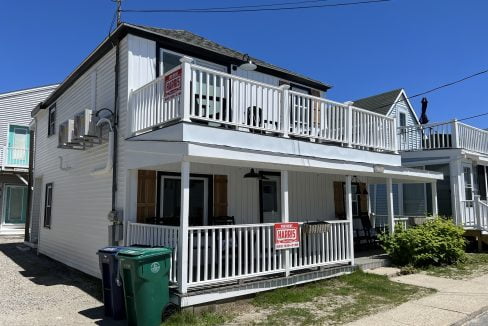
128;61;398;153
2;147;29;169
398;120;488;155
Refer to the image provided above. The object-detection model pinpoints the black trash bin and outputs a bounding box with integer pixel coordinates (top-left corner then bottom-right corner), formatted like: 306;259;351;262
97;246;128;320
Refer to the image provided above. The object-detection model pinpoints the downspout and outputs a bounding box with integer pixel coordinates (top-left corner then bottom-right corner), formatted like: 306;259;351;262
24;122;35;242
109;37;120;245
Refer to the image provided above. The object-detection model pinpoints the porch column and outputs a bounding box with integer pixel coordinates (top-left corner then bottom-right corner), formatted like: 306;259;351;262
450;158;463;225
281;170;290;276
345;175;355;265
431;181;438;217
178;160;190;294
386;177;395;234
180;56;193;122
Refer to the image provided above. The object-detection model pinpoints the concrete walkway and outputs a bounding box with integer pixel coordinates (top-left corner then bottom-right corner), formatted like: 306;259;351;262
347;268;488;326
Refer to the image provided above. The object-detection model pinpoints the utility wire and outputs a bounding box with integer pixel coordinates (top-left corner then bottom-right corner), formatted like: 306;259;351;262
148;0;332;12
121;0;390;13
365;69;488;115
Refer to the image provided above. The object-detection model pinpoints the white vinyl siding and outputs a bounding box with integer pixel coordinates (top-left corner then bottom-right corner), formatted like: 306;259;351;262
34;47;117;277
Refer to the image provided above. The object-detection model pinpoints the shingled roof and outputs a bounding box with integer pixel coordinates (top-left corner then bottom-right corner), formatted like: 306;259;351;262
352;88;403;115
131;24;331;91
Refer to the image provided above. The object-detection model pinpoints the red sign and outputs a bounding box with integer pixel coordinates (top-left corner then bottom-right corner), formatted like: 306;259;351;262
274;222;300;250
164;67;182;98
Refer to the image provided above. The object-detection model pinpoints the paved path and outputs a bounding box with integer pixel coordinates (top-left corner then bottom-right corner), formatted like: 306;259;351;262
463;310;488;325
0;236;124;326
347;269;488;326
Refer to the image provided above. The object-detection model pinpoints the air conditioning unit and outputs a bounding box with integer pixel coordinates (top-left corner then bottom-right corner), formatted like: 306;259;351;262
74;109;99;143
58;120;76;148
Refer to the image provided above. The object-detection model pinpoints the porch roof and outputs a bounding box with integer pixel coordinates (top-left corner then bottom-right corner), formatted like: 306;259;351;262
124;140;443;183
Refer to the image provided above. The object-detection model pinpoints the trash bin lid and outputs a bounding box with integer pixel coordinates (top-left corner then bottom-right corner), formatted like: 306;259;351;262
117;247;172;260
98;246;128;254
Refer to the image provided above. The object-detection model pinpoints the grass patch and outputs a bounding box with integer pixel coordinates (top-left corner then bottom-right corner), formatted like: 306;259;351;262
253;270;434;325
163;270;434;326
163;310;230;326
423;253;488;279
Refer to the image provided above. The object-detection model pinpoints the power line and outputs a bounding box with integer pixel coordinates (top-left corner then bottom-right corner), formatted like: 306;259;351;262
121;0;390;14
150;0;332;12
366;69;488;114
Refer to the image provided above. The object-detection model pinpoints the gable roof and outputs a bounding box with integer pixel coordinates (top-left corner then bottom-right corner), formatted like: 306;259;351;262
33;23;331;116
131;24;330;90
352;88;403;115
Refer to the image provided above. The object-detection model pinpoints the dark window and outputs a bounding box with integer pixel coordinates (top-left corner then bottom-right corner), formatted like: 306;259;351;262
48;104;56;136
44;183;53;228
399;112;407;127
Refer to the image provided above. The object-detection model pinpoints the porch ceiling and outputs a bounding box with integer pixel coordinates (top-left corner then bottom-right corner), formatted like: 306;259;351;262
125;140;443;183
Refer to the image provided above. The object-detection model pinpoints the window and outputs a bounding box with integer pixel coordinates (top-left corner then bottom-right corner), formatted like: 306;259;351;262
44;183;53;228
399;112;407;127
48;104;56;136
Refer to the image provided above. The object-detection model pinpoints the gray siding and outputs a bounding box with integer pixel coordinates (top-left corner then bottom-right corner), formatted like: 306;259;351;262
0;85;56;167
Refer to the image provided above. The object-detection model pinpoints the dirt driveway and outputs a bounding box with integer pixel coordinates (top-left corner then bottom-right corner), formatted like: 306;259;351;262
0;236;125;326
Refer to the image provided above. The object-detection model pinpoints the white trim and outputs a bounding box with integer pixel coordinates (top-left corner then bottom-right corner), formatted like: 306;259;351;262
386;89;421;125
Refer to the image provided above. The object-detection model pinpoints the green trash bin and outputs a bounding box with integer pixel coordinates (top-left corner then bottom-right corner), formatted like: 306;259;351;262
117;247;172;326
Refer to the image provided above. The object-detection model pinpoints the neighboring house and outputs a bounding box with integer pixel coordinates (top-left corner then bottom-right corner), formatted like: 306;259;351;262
353;89;488;241
30;23;440;307
0;85;57;236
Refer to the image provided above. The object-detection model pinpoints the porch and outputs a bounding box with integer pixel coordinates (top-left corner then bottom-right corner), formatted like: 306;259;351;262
121;158;441;306
128;58;397;153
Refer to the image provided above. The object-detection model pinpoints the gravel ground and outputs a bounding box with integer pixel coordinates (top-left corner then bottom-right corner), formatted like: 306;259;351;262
0;236;125;326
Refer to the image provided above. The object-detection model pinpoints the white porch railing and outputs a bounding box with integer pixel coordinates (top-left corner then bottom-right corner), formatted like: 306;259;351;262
460;196;488;230
398;120;488;155
128;62;397;153
372;214;431;231
126;221;352;289
2;146;29;169
125;222;179;283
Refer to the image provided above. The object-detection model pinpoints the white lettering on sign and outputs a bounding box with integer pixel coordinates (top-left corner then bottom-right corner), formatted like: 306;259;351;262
274;222;300;250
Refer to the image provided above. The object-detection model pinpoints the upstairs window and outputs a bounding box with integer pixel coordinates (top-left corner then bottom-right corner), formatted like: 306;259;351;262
44;183;53;228
48;104;56;136
399;112;407;127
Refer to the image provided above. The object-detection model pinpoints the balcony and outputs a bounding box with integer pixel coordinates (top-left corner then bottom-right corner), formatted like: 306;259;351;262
2;147;29;169
398;120;488;155
128;61;398;153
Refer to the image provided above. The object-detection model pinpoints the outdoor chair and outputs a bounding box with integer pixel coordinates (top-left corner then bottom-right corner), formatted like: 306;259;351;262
354;214;378;247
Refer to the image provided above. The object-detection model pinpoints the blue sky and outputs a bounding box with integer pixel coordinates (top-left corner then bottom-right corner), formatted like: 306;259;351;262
1;0;487;127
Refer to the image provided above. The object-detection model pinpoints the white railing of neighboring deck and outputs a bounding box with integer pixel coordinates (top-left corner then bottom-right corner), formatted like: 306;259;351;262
460;196;488;231
128;60;398;153
398;120;488;155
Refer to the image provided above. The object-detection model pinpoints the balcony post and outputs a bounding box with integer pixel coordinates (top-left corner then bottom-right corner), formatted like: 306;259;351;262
346;104;353;148
179;56;194;123
386;177;395;234
474;195;481;229
280;85;290;138
431;181;438;217
451;119;459;148
345;175;355;265
281;170;291;276
178;160;190;294
392;117;399;154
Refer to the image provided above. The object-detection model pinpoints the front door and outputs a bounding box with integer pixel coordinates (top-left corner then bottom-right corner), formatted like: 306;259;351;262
260;175;281;223
7;125;29;166
160;176;208;226
3;185;28;225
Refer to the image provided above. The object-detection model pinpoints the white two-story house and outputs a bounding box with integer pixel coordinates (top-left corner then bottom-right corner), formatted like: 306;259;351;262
354;89;488;247
0;85;56;236
30;23;441;307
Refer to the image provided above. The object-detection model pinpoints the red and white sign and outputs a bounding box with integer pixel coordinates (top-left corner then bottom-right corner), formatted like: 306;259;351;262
274;222;300;250
164;67;182;98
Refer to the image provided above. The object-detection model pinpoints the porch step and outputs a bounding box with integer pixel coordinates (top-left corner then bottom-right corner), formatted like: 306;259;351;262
171;263;356;307
356;254;391;270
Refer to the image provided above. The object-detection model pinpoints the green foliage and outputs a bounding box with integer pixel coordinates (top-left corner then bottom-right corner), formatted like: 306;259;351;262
380;217;466;267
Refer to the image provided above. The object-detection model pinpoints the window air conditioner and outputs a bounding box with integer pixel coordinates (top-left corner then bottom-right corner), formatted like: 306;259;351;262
58;120;75;148
74;109;99;142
